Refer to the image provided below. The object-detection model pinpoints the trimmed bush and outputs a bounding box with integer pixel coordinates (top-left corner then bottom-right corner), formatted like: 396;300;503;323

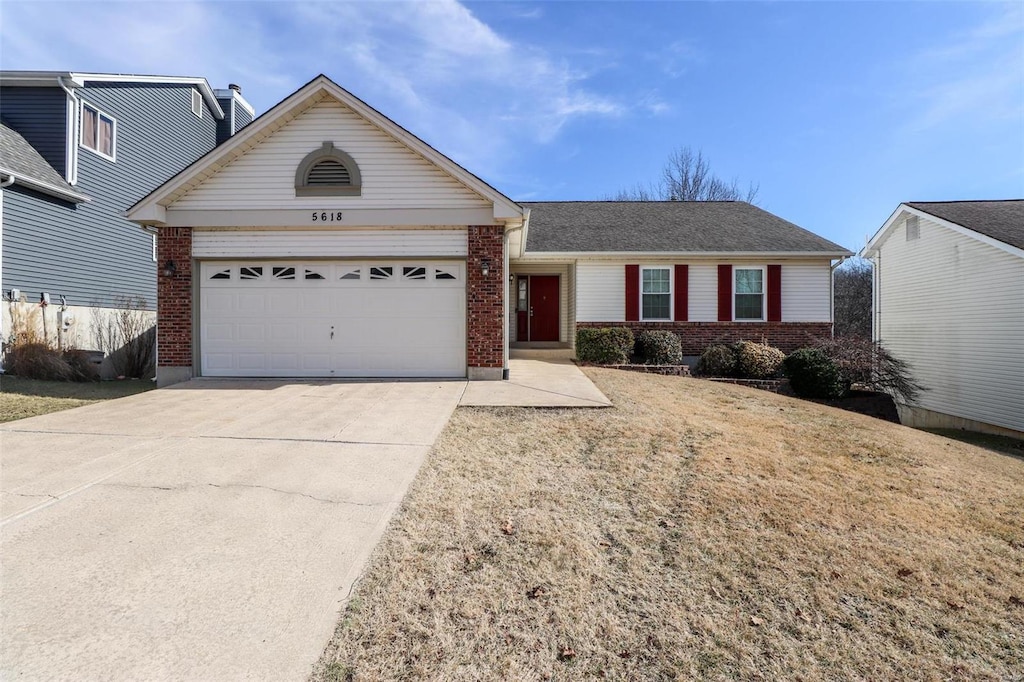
635;330;682;365
735;340;786;379
783;348;847;399
576;327;634;364
696;344;737;377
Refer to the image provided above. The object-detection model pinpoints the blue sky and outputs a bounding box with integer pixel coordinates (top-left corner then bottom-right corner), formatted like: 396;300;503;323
2;1;1021;251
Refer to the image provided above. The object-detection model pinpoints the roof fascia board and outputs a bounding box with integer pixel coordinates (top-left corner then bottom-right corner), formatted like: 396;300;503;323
128;75;524;224
518;250;852;261
0;71;225;119
0;168;89;203
127;86;322;221
70;73;225;119
864;204;1024;259
315;78;523;222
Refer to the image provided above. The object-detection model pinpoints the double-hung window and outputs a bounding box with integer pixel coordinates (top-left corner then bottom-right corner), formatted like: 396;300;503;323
81;102;115;160
734;267;764;320
641;267;671;320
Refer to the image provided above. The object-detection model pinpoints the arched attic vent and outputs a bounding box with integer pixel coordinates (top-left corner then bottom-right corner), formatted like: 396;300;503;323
294;141;362;196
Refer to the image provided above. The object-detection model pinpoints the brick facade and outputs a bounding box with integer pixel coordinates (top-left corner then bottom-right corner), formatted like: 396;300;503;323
466;225;505;371
156;227;193;367
576;321;833;355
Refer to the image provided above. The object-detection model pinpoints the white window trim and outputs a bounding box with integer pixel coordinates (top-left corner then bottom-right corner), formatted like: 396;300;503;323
640;265;673;322
79;100;117;162
151;234;157;262
733;265;766;322
191;89;203;118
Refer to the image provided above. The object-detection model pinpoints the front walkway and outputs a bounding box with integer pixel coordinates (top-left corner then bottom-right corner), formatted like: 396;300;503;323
460;350;611;407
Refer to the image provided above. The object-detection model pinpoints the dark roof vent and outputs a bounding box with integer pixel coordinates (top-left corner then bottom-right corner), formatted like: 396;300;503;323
228;83;242;93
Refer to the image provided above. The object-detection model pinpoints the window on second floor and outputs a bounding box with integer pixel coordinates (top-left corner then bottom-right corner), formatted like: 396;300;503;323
81;102;115;160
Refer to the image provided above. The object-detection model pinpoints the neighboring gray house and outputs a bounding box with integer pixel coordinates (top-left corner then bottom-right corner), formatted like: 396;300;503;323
863;200;1024;437
0;71;254;361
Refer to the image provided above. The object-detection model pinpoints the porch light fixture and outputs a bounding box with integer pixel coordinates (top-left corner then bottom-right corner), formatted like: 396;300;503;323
162;259;177;278
509;273;515;283
480;258;491;277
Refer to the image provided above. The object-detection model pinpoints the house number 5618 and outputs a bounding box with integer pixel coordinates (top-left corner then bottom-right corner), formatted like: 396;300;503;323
312;211;343;222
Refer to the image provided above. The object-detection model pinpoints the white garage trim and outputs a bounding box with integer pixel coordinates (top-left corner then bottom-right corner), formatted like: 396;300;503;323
199;260;466;378
193;228;467;258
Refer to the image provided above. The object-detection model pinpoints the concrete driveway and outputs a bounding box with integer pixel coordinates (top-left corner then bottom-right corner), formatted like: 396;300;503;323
1;379;464;681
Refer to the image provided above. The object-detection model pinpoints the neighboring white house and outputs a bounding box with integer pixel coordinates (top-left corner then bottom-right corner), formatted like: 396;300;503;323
864;200;1024;437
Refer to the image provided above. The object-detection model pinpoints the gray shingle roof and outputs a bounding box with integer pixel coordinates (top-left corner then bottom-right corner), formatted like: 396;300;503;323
522;201;851;255
0;122;80;198
906;200;1024;250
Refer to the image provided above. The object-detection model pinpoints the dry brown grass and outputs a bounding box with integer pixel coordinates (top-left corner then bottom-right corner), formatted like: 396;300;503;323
314;369;1024;682
0;376;153;423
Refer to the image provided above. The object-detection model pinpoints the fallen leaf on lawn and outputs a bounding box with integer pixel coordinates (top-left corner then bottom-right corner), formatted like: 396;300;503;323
558;645;577;661
750;616;764;626
526;585;548;599
658;518;676;528
897;568;914;578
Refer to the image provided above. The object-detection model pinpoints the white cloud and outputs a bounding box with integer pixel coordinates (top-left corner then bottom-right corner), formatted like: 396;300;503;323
0;0;628;181
903;3;1024;133
647;39;705;78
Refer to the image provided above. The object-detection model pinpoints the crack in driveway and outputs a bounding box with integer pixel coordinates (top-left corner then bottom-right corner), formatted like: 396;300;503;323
99;482;389;507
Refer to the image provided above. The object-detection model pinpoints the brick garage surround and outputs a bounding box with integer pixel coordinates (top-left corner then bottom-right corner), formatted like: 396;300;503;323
156;227;193;369
576;321;833;355
466;225;505;378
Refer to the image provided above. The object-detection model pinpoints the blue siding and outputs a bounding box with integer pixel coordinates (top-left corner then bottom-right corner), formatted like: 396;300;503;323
0;87;68;176
1;82;219;309
234;101;254;130
216;95;255;144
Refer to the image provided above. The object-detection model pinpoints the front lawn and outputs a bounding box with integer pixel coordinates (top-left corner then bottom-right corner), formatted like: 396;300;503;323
0;375;154;423
314;368;1023;681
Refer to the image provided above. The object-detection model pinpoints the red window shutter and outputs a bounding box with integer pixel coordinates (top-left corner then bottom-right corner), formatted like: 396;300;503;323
625;264;639;321
767;264;782;322
717;264;732;321
674;264;688;321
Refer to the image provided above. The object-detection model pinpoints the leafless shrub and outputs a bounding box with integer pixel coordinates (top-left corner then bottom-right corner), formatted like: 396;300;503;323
90;296;155;379
814;338;924;404
834;258;872;339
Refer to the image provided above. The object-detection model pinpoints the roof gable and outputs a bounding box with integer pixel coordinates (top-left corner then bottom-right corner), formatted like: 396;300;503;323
521;201;851;256
865;201;1024;259
906;201;1024;250
128;75;523;225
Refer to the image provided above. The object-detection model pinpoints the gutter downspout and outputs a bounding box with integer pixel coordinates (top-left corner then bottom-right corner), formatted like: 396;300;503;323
829;256;849;338
57;76;78;185
502;209;529;378
0;172;13;373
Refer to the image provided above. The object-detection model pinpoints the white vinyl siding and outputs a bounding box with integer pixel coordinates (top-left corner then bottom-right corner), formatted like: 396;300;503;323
508;263;573;343
688;264;718;322
574;259;833;324
874;213;1024;433
782;263;832;322
193;228;467;258
575;262;624;321
174;99;490;210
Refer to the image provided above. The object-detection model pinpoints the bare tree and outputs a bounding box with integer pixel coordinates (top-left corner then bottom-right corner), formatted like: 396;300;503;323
833;258;873;339
611;146;759;203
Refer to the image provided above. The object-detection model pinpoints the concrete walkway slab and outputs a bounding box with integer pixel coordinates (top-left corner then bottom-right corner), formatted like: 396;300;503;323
460;353;611;407
0;379;464;681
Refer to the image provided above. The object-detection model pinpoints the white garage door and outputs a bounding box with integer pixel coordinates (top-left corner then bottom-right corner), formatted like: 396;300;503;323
199;261;466;378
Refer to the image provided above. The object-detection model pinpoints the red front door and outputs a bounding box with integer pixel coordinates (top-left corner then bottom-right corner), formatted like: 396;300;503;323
528;275;559;341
